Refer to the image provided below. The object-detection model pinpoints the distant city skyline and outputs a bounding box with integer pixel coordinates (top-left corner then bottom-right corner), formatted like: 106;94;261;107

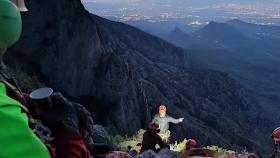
83;0;280;5
82;0;280;27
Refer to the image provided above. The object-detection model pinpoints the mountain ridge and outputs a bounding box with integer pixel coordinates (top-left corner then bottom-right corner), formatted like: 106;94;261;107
193;21;249;47
6;0;274;155
163;19;280;139
162;27;193;48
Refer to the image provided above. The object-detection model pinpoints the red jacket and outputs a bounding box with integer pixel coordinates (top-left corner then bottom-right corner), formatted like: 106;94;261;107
52;130;92;158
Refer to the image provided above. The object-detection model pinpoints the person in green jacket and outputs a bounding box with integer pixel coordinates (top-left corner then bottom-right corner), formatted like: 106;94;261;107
0;1;51;157
0;1;95;158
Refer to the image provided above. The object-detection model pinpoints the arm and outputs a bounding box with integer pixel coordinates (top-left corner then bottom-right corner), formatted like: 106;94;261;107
167;116;183;124
73;103;94;138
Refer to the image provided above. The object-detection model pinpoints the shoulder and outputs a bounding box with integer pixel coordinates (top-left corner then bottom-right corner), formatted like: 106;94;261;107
51;92;64;101
166;114;171;118
153;114;160;119
165;114;174;120
51;92;73;108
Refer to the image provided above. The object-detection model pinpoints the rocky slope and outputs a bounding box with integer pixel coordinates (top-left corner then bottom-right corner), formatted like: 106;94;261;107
6;0;274;155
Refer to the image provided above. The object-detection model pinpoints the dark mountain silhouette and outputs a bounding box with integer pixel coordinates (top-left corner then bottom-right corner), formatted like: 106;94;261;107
227;19;280;58
126;20;198;37
162;27;193;48
6;0;274;155
165;19;280;61
227;19;280;37
193;21;250;49
163;20;280;134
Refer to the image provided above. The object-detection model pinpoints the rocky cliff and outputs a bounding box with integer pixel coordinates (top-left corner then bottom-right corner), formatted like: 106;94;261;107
6;0;274;154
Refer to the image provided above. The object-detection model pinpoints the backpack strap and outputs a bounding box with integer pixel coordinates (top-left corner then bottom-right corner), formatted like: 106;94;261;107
1;80;29;111
1;79;37;125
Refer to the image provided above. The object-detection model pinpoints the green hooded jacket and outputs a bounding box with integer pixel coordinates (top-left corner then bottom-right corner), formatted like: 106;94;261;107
0;82;51;158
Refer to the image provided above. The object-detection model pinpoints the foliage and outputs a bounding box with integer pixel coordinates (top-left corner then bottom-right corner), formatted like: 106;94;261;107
112;129;145;151
170;139;188;152
206;145;235;155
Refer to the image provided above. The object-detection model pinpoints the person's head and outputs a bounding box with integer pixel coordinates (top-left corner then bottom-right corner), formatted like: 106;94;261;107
0;0;27;59
186;139;197;150
148;122;160;133
272;127;280;142
159;104;167;117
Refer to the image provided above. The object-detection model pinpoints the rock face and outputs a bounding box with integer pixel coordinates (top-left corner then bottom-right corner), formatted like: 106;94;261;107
6;0;274;155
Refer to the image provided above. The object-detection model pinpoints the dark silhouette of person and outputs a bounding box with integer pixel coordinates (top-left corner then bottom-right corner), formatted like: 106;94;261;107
140;122;170;153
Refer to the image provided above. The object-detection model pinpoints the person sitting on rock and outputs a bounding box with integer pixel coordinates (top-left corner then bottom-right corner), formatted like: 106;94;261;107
272;127;280;158
185;139;197;150
140;122;170;153
29;89;94;158
0;1;51;157
0;1;93;157
152;104;184;142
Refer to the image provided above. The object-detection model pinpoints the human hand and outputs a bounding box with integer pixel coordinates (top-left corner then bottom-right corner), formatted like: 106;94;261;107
179;118;184;122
